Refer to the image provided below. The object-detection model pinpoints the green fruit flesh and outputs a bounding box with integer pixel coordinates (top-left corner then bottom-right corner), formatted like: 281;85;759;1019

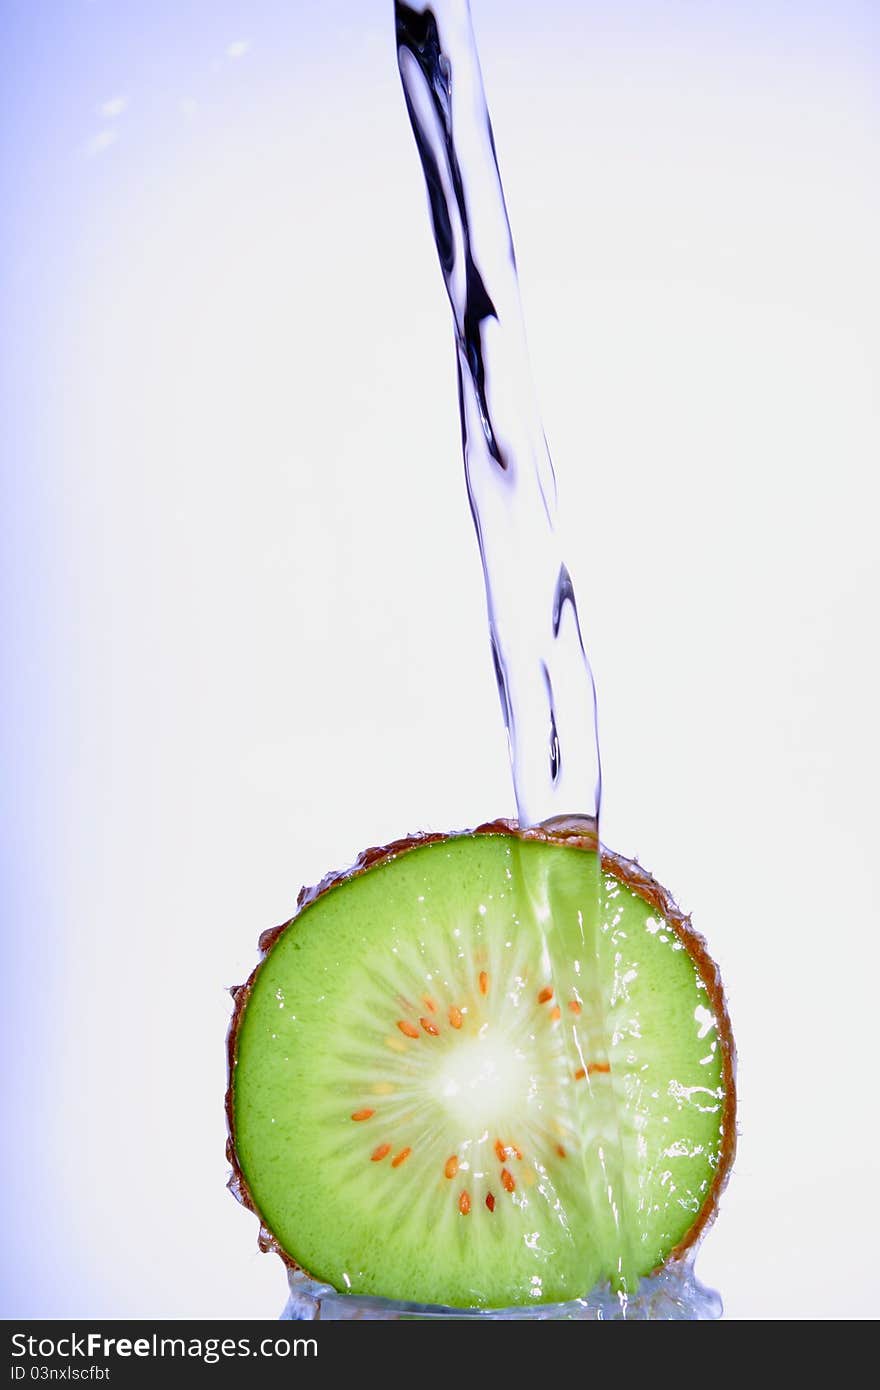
231;832;731;1308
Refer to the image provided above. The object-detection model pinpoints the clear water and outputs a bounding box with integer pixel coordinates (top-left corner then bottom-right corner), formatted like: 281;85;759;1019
396;0;601;833
390;0;722;1321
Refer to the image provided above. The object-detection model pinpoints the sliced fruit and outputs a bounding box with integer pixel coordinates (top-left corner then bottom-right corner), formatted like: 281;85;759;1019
227;822;735;1308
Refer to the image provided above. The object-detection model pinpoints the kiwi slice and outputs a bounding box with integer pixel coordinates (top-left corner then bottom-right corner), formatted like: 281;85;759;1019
227;822;735;1309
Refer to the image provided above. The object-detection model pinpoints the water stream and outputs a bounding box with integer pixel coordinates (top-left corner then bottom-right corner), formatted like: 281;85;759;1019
396;0;602;834
390;0;722;1320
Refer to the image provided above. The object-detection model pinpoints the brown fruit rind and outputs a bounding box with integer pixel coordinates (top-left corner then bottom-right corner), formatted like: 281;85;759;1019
225;819;737;1286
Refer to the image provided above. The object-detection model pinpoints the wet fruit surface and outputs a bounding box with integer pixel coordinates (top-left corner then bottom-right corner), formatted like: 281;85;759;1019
229;828;735;1308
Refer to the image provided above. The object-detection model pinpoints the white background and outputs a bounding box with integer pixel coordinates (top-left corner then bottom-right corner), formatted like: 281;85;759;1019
2;0;878;1319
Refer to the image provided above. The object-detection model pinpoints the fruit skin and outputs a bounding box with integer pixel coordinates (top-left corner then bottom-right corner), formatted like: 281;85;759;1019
225;818;737;1287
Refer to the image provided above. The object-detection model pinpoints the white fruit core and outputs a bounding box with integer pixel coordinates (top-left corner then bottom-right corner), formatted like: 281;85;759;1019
432;1030;528;1132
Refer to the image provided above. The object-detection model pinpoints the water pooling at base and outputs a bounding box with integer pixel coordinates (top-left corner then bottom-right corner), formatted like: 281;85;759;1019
281;1264;723;1321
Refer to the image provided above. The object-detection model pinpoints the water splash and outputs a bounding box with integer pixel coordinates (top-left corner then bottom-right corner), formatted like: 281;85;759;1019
396;1;601;831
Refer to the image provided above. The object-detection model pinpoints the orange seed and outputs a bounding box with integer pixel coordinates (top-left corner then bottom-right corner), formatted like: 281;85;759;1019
397;1020;419;1039
537;986;553;1004
459;1190;471;1215
448;1005;463;1029
420;1016;439;1036
501;1168;515;1193
391;1147;412;1168
486;1192;495;1212
479;971;489;996
549;1005;561;1022
350;1108;374;1122
371;1144;391;1162
568;1000;582;1015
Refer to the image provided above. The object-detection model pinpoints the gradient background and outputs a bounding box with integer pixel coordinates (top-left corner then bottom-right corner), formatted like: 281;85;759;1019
2;0;878;1320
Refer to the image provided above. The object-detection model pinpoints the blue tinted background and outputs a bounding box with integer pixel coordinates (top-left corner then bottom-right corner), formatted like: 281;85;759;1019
2;0;878;1318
